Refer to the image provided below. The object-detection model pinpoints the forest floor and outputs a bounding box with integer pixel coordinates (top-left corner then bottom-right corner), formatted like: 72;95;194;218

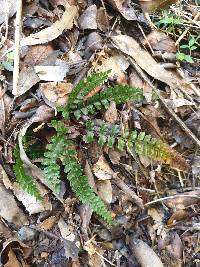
0;0;200;266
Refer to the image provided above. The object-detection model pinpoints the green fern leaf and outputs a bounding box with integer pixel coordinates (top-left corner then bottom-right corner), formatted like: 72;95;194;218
13;146;41;200
62;146;114;225
73;85;144;118
58;71;110;119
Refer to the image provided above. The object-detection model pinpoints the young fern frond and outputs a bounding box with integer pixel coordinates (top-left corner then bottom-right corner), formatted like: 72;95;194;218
73;85;145;119
13;146;41;200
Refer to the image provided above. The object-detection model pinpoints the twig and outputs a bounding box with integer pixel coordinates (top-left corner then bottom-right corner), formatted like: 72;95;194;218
12;0;22;96
144;194;200;206
130;60;200;148
175;12;200;45
113;174;144;209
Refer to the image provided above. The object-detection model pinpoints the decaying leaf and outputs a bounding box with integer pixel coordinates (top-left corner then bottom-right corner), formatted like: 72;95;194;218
0;184;28;226
0;0;16;24
111;34;191;92
106;0;137;20
140;0;178;13
20;5;78;46
97;180;113;204
93;155;114;180
129;238;164;267
79;4;97;30
39;82;72;107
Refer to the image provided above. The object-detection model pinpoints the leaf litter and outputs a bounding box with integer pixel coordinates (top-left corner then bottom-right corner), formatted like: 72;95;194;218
0;0;199;266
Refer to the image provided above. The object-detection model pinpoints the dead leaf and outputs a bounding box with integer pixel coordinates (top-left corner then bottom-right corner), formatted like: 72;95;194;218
0;0;16;24
106;0;137;20
18;66;40;96
111;34;191;92
39;82;72;107
129;238;164;267
140;0;178;13
20;5;78;46
24;44;54;65
79;4;97;30
97;180;113;204
0;184;28;226
93;155;114;180
144;30;176;53
34;64;69;81
104;101;118;123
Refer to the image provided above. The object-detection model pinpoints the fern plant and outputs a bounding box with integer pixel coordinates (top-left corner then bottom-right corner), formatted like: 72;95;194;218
13;71;189;224
13;146;41;200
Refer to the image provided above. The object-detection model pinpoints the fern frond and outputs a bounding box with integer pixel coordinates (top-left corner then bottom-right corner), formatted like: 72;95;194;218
13;146;41;200
58;71;110;119
42;120;69;192
73;85;144;119
62;146;114;225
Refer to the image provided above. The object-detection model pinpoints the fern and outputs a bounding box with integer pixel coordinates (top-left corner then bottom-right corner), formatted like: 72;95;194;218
13;146;41;200
73;85;145;119
42;120;114;224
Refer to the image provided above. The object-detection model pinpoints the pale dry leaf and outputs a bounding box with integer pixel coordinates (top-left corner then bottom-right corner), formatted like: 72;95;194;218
97;180;113;204
0;0;16;24
0;184;28;226
106;0;137;20
130;238;164;267
12;182;52;215
111;35;191;92
34;65;69;82
93;155;114;180
79;4;97;30
95;53;129;78
18;66;40;96
20;5;78;46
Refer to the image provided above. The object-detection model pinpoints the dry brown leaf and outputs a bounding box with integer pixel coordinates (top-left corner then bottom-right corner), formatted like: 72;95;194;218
79;4;97;30
106;0;137;20
111;35;191;92
20;5;78;46
130;238;164;267
0;184;28;226
144;30;176;53
97;180;113;204
104;101;118;123
140;0;178;13
39;82;72;107
93;155;114;180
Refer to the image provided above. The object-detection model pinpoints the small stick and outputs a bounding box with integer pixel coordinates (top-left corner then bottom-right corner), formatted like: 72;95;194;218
12;0;22;96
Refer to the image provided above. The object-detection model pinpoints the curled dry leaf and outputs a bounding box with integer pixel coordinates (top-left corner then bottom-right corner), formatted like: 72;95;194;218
20;5;78;46
140;0;178;13
129;238;164;267
79;4;97;30
95;52;130;78
0;238;32;267
93;155;114;180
